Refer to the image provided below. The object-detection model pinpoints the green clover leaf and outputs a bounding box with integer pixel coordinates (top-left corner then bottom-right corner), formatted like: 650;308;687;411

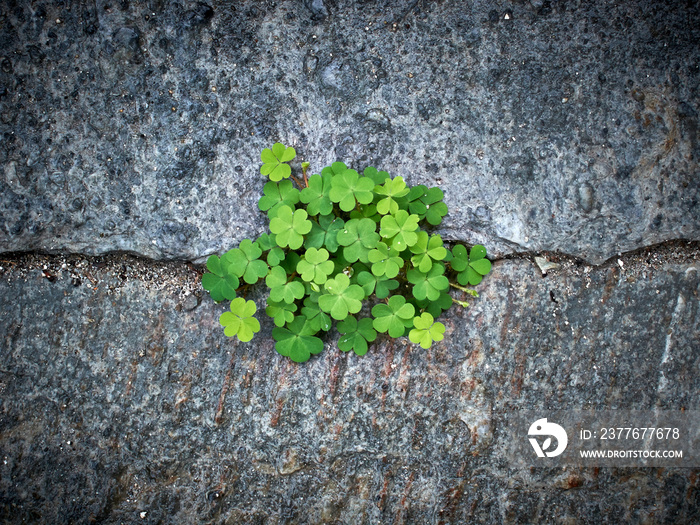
421;187;449;226
266;246;285;266
408;312;445;349
363;166;391;185
258;180;301;218
451;244;492;286
410;232;447;273
280;250;301;275
219;297;261;342
379;210;420;251
201;254;240;302
337;316;377;356
325;161;349;176
407;263;449;301
406;184;428;205
408;186;448;225
265;298;297;327
266;266;305;304
305;214;344;253
254;234;287;266
374;176;410;215
269;205;312;250
254;232;277;251
301;296;333;332
337;218;380;263
304;281;322;295
318;273;365;320
355;270;399;299
414;291;454;319
367;242;404;278
349;203;380;223
372;295;415;338
260;142;296;182
448;244;468;271
223;239;269;285
464;244;492;285
328;169;375;212
272;316;324;362
296;247;335;284
300;172;333;216
376;278;400;298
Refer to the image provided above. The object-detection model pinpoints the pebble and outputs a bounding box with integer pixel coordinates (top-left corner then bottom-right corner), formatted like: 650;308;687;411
535;256;561;275
578;183;594;213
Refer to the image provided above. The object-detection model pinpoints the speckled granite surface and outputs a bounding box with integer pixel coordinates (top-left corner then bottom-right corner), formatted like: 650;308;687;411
0;0;699;522
0;247;698;523
0;0;698;262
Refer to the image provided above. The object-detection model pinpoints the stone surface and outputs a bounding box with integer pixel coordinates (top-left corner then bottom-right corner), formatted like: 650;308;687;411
0;0;698;263
0;0;698;522
0;247;698;522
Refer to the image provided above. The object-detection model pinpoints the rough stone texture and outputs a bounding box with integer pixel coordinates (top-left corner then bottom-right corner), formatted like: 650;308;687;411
0;247;698;523
0;0;698;263
1;0;699;522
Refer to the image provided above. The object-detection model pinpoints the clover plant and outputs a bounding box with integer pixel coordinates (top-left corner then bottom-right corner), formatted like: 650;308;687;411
201;143;492;362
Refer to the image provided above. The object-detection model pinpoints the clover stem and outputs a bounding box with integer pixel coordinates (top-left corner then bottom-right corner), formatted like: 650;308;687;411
449;282;479;296
290;174;304;188
301;162;309;187
452;297;470;308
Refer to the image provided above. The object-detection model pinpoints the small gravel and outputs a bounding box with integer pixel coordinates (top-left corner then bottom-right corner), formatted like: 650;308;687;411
0;252;203;300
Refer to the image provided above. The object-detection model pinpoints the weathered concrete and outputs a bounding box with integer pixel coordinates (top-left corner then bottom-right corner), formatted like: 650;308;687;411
0;0;698;263
0;246;697;523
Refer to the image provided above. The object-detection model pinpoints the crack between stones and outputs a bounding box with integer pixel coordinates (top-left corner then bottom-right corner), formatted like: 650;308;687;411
495;239;700;268
0;239;698;288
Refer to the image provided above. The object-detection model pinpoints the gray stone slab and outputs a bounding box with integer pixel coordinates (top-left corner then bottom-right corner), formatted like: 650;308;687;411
0;247;697;522
1;1;698;263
